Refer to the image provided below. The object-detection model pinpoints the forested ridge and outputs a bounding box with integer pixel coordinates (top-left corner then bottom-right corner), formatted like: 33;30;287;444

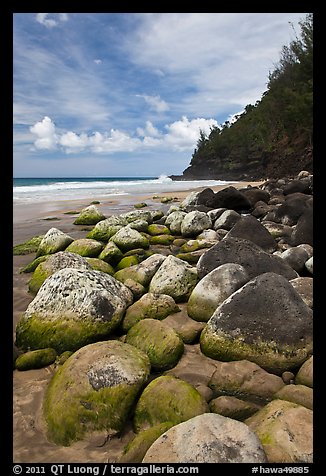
175;14;313;181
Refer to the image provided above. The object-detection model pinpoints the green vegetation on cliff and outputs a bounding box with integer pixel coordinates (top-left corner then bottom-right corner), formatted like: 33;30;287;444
181;14;312;180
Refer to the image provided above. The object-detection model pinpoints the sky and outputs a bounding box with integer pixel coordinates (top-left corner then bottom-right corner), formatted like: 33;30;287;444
13;12;308;178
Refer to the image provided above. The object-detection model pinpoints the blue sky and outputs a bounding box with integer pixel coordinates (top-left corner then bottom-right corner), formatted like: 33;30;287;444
13;12;307;177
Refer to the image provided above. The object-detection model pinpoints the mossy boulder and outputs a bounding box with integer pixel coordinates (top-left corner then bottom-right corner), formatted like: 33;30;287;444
115;254;166;288
127;220;149;232
28;251;92;295
200;272;313;374
98;241;124;265
120;210;153;224
149;234;175;246
122;293;180;332
245;400;313;463
147;224;170;236
65;238;104;257
85;258;115;275
73;205;106;225
55;351;74;366
110;227;149;251
16;268;133;354
126;319;184;371
176;250;207;264
86;216;127;241
134;202;147;209
164;211;187;235
13;235;44;255
118;422;174;463
15;348;57;371
149;255;198;302
20;256;48;274
116;256;139;271
44;340;150;446
36;228;74;257
133;375;209;432
187;263;249;322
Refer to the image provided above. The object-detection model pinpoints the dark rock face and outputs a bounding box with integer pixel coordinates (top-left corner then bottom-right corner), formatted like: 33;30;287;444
197;236;297;280
271;193;312;226
291;208;313;246
226;215;277;252
212;187;252;211
239;187;270;207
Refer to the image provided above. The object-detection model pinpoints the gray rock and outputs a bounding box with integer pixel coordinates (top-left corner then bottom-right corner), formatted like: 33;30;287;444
280;246;309;273
120;209;153;224
200;272;313;374
115;254;166;287
110;227;149;251
273;384;313;410
187;263;249;322
15;268;133;353
36;228;74;257
295;356;313;388
43;340;150;445
180;211;212;237
208;360;284;404
207;208;227;222
261;221;293;240
290;277;313;308
149;255;198;302
213;210;241;231
164;210;187;234
143;413;267;463
196;229;219;241
73;205;106;225
86;215;127;241
226;215;277;252
180;188;216;208
246;400;313;463
197;236;297;281
271;193;312;226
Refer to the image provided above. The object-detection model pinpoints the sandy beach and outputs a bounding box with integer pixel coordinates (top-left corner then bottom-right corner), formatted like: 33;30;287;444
13;180;263;463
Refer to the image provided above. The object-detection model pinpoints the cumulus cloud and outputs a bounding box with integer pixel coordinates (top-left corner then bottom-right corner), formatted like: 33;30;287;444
137;94;169;112
36;13;68;28
94;59;102;65
29;116;57;150
30;116;218;154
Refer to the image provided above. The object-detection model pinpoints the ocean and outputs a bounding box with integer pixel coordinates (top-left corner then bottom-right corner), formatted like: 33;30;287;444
13;176;233;204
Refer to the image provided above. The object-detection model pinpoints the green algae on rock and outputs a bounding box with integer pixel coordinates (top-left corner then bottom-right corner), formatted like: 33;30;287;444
43;340;150;446
133;375;208;432
85;258;115;275
13;235;44;255
15;348;57;371
65;238;104;257
73;205;106;225
36;228;74;257
116;255;139;271
16;268;133;354
125;319;184;370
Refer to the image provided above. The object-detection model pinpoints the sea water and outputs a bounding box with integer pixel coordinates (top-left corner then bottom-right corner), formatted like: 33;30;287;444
13;176;233;204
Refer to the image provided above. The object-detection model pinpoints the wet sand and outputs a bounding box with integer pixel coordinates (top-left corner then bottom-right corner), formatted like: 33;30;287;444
13;180;263;463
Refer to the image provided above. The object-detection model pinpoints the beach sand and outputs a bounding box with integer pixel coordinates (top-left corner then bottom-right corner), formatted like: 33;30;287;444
13;180;263;463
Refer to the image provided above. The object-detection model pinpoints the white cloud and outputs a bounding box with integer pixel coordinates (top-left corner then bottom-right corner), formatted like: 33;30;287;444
137;94;169;112
36;13;68;28
29;116;57;150
94;59;102;65
29;116;217;154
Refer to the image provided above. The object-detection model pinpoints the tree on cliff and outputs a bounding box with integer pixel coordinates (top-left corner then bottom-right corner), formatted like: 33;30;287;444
184;13;313;180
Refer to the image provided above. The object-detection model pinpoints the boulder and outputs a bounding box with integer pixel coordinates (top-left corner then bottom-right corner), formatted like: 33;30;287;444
283;179;312;195
147;224;170;235
73;205;106;225
120;209;153;224
98;241;123;265
149;234;175;246
86;216;127;241
16;268;133;353
246;400;313;463
200;272;313;374
142;413;267;463
125;319;184;371
187;263;249;322
115;254;166;287
118;422;174;463
213;210;241;231
251;201;274;219
209;396;261;420
28;251;92;295
261;221;292;240
226;215;277;252
163;305;205;344
15;348;57;371
295;356;313;388
36;228;74;257
149;255;198;302
116;255;139;270
85;258;115;275
280;246;310;273
122;292;180;332
126;219;149;232
290;277;313;308
291;207;313;246
44;340;150;446
180;188;217;208
164;211;187;235
239;187;270;207
208;360;284;404
65;238;104;257
197;236;297;280
180;211;212;237
176;249;207;264
133;375;208;432
305;256;313;275
213;186;252;211
273;384;313;410
110;227;149;251
272;193;312;226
